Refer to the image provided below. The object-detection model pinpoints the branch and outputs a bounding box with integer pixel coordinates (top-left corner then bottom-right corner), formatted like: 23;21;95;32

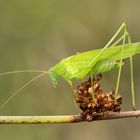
0;110;139;124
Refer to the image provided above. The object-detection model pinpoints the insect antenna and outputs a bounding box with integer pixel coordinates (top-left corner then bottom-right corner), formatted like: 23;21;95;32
0;70;47;76
0;71;49;110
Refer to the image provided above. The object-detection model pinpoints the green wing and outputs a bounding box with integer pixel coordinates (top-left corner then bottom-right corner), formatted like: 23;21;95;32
50;42;140;84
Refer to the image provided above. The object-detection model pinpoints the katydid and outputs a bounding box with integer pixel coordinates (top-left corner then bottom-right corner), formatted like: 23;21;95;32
0;23;140;111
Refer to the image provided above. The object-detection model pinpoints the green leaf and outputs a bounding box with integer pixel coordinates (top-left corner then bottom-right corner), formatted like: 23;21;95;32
49;42;140;84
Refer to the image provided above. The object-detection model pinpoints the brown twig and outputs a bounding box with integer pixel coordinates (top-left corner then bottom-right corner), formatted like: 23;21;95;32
0;110;139;124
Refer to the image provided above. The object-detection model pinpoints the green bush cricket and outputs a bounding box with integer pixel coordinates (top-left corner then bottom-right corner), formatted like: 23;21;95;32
0;23;140;110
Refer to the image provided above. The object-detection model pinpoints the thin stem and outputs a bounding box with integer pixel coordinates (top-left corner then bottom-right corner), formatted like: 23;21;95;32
0;110;139;124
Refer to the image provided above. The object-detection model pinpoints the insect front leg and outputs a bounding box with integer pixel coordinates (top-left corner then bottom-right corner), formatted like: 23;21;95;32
90;70;94;98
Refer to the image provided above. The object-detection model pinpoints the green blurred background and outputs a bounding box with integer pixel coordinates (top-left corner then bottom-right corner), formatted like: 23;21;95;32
0;0;140;139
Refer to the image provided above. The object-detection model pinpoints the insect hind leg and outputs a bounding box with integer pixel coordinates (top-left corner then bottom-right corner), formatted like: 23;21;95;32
128;35;136;110
114;24;136;110
115;25;127;96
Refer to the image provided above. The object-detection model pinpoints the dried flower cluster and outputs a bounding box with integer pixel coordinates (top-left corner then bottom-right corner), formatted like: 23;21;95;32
75;74;122;121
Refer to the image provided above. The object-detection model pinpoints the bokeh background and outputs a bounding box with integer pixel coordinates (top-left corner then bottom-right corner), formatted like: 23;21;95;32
0;0;140;139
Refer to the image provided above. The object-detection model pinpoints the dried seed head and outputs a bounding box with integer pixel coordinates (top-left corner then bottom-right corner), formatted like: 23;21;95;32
75;74;122;121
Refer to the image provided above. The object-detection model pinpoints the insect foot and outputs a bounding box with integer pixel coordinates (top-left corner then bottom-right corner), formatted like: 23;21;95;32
75;74;122;122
